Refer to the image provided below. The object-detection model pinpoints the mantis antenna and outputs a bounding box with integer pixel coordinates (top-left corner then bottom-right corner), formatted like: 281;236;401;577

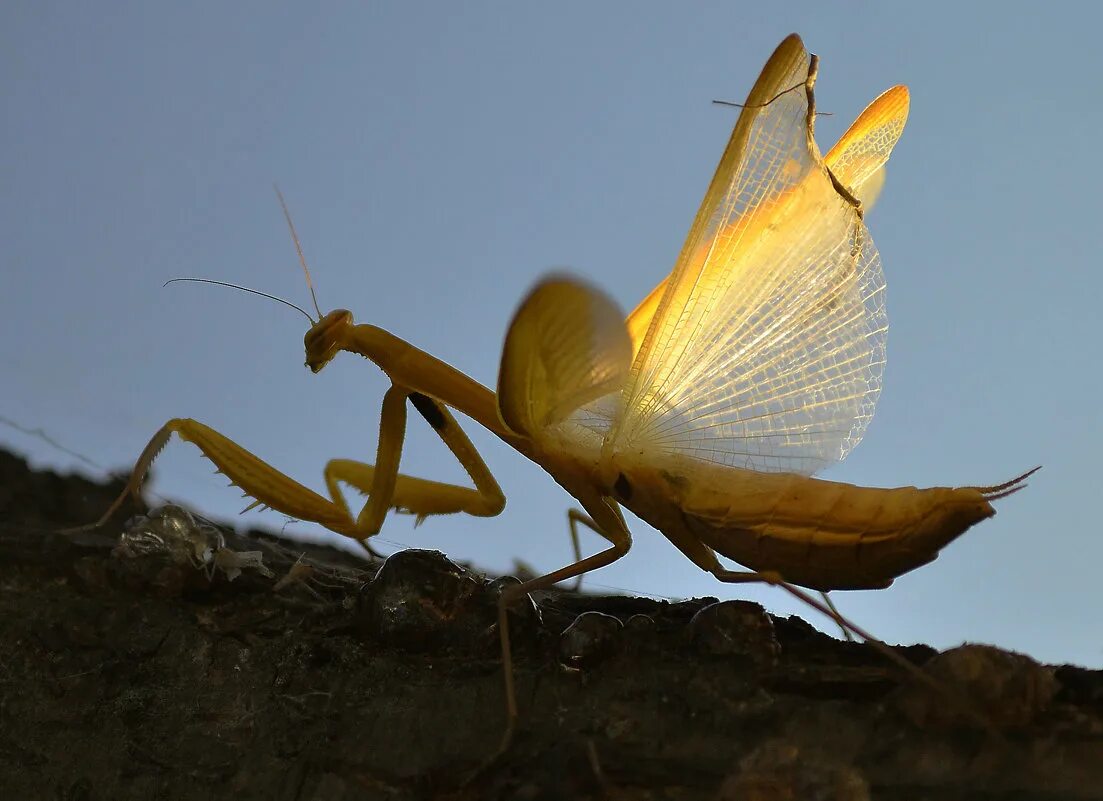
163;188;331;324
274;184;323;321
162;278;316;324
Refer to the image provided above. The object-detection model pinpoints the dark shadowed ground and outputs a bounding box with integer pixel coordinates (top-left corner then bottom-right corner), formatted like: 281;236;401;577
1;446;1101;800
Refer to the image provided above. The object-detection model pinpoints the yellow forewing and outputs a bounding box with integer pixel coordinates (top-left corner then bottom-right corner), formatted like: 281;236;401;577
625;84;909;354
609;34;888;475
625;276;667;359
497;277;631;439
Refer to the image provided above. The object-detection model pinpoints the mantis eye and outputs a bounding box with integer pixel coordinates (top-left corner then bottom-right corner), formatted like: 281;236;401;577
305;309;353;372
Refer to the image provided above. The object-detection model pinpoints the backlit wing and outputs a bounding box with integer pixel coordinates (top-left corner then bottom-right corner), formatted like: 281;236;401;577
825;85;910;209
609;34;892;475
497;276;631;440
625;84;909;356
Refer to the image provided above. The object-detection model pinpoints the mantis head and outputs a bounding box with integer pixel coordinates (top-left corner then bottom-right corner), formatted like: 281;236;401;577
269;188;353;374
166;194;362;374
305;309;354;373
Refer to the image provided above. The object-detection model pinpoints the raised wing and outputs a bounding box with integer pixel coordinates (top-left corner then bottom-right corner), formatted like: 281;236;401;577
825;84;910;210
625;84;909;356
625;275;667;359
497;276;631;440
608;34;891;475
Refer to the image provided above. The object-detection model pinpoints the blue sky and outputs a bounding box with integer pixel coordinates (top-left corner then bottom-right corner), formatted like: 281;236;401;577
3;3;1100;667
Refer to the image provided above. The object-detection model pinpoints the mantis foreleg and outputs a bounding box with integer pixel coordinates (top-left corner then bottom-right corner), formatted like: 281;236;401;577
324;388;505;530
88;385;504;544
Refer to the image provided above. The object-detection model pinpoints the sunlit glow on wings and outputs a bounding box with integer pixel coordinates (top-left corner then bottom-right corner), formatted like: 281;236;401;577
625;85;909;357
603;34;903;475
825;84;909;209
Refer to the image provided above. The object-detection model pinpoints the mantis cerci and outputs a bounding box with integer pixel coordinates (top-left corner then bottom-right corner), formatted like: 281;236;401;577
93;34;1034;748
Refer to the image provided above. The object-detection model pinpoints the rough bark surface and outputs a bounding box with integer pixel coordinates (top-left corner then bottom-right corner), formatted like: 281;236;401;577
1;447;1101;800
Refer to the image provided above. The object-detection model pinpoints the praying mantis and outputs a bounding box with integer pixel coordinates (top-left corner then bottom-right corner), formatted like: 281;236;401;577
93;34;1034;747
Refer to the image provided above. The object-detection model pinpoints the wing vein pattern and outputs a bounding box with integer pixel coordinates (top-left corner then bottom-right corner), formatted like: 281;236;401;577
603;34;889;476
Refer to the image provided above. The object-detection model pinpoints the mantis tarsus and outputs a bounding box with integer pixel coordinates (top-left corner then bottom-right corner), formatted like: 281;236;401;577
93;34;1035;750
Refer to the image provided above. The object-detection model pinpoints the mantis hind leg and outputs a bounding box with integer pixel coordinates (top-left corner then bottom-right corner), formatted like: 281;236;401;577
709;567;997;733
818;591;853;641
709;567;878;642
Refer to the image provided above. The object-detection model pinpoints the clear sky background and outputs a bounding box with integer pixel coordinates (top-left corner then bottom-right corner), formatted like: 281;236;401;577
3;3;1099;667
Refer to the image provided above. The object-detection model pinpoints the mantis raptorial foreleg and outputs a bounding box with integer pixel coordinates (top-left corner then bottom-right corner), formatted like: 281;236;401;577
323;388;505;532
88;385;504;546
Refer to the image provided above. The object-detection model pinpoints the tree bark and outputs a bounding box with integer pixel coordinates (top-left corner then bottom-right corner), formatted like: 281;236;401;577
1;447;1100;800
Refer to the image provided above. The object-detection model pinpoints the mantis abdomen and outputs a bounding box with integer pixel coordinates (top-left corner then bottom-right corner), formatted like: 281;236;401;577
621;458;1031;591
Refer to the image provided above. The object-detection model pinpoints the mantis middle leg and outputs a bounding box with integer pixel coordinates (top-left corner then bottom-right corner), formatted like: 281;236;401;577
493;489;632;755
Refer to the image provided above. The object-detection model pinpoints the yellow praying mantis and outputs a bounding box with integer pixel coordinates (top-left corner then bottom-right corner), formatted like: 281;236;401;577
93;34;1034;747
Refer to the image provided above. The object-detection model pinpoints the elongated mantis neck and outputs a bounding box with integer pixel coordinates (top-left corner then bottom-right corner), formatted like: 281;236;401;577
345;323;516;441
